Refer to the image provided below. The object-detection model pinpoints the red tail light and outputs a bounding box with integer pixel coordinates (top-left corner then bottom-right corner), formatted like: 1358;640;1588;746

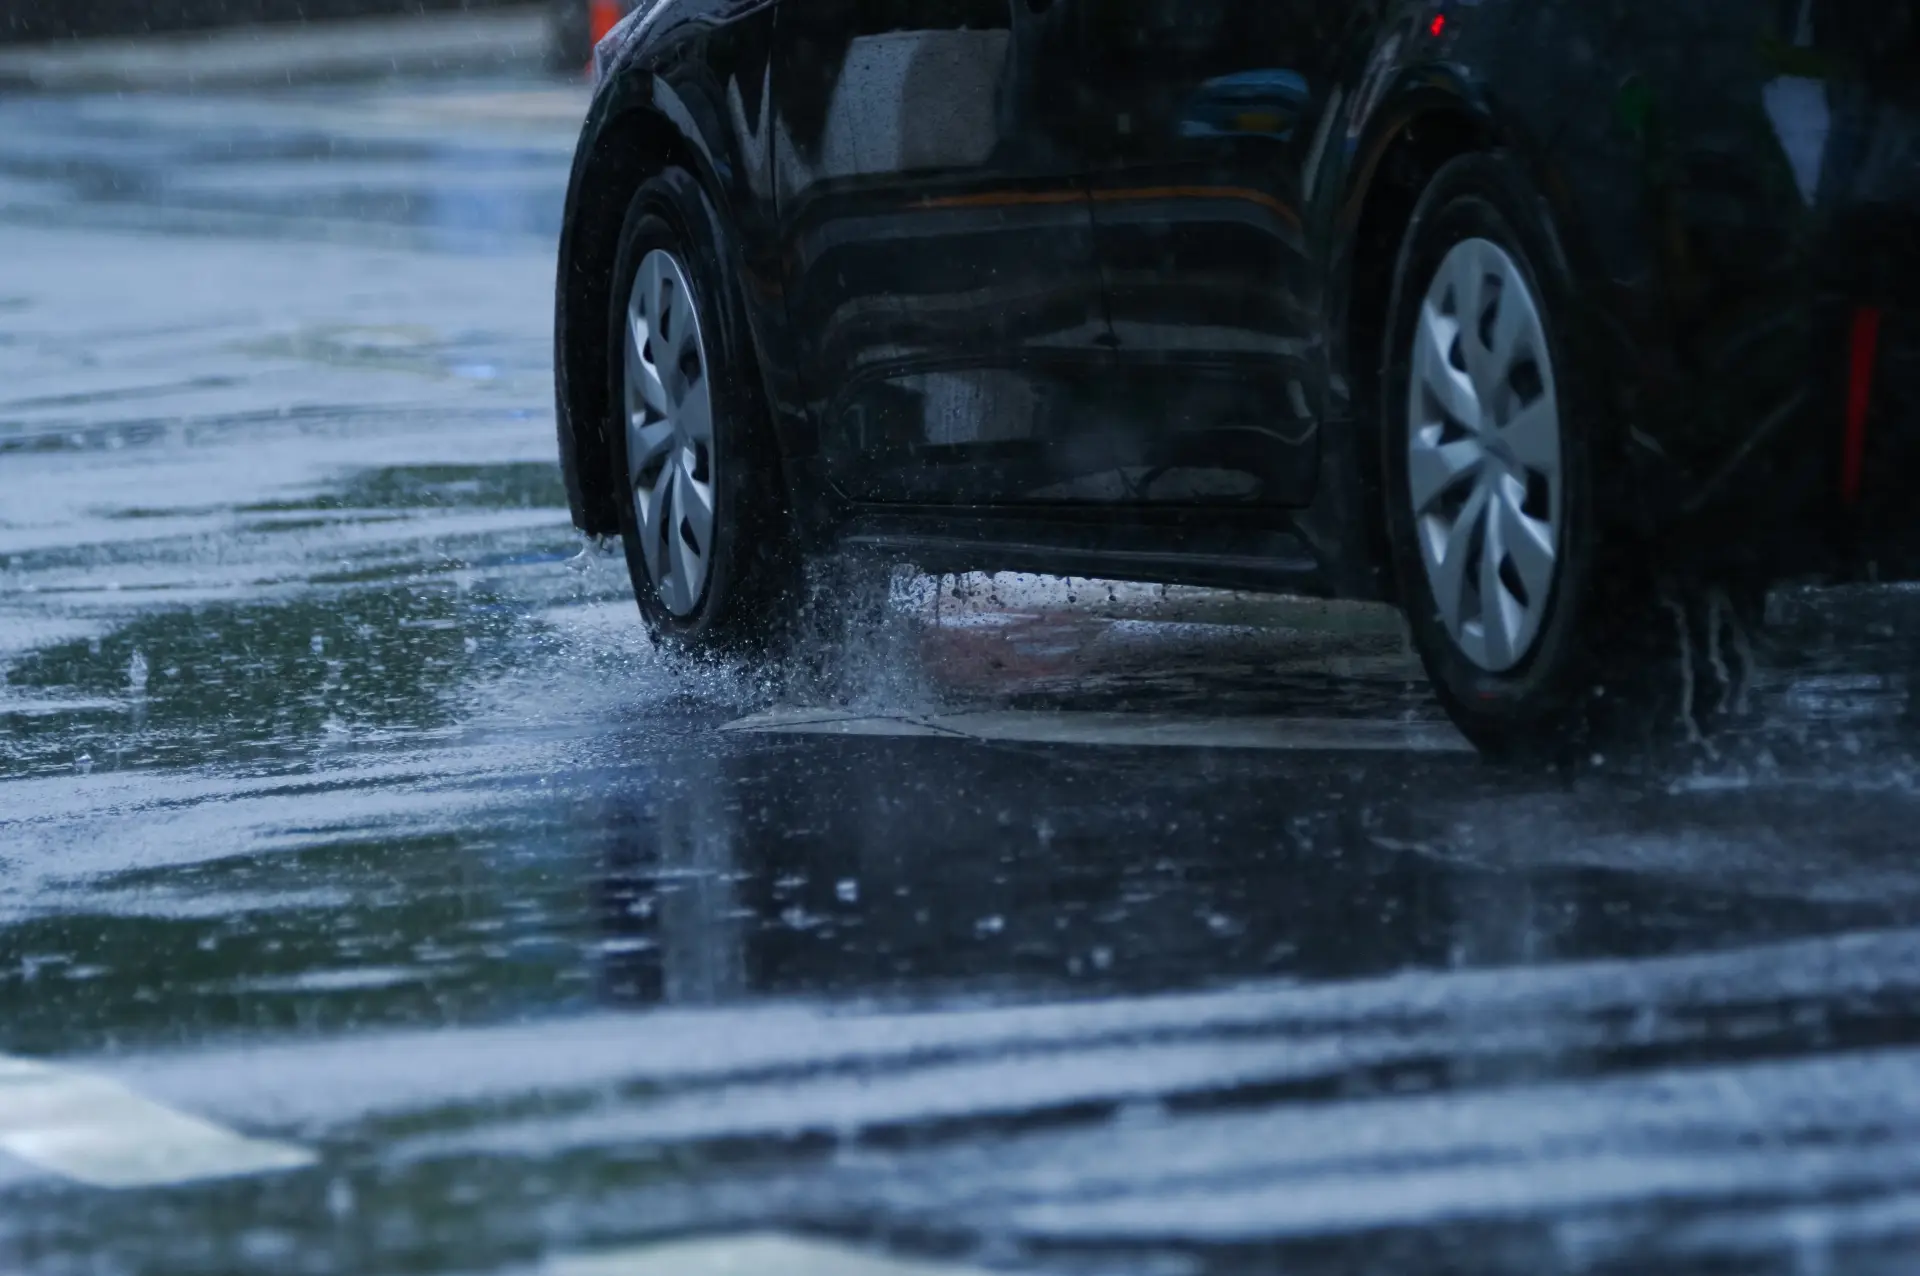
1843;305;1883;505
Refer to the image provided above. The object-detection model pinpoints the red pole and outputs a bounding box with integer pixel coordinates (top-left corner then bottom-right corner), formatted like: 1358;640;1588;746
588;0;624;44
586;0;623;74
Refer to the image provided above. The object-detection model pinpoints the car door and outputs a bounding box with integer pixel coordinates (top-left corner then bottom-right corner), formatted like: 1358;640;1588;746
771;0;1112;505
1075;0;1340;507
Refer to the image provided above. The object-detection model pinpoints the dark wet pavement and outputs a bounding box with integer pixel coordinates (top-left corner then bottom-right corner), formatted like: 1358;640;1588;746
7;75;1920;1276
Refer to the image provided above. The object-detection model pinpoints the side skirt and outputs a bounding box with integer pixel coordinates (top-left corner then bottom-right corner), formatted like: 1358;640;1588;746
834;506;1333;596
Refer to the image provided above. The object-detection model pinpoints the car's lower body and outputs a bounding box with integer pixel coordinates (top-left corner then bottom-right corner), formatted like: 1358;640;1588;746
566;149;1917;761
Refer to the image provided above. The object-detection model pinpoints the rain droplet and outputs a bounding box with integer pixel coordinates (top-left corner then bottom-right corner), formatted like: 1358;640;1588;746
127;650;148;693
781;906;822;931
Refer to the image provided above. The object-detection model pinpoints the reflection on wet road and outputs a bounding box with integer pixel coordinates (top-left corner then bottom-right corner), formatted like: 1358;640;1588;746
5;76;1920;1276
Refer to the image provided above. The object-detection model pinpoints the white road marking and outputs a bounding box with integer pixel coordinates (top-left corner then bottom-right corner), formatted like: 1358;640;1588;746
0;1054;312;1189
545;1233;1010;1276
720;707;1470;753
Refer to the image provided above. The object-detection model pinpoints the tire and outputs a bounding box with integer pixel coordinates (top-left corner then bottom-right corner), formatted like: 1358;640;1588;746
606;167;800;654
1380;152;1754;760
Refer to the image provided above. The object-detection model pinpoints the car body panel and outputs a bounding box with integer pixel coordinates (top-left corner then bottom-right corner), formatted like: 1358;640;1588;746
1531;0;1920;579
768;0;1116;508
1073;0;1341;510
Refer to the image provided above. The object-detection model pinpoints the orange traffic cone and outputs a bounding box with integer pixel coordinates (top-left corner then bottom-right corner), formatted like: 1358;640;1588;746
586;0;623;75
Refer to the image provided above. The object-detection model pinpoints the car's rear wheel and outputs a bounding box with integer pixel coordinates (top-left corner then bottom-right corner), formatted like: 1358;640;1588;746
607;167;800;653
1381;152;1755;760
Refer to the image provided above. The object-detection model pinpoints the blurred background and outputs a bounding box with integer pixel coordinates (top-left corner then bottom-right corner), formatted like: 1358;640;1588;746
0;0;614;74
1;0;526;35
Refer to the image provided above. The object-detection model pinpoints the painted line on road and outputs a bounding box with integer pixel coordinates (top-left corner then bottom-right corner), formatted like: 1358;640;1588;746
545;1233;1013;1276
720;707;1471;753
0;1054;313;1189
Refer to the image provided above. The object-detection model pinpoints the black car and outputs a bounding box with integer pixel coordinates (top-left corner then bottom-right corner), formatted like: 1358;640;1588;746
553;0;1920;755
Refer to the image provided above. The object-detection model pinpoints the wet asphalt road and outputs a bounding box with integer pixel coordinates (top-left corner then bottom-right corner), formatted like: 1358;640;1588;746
8;73;1920;1276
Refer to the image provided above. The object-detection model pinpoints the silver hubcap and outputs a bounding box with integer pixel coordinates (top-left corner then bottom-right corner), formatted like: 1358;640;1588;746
625;248;716;618
1407;237;1563;673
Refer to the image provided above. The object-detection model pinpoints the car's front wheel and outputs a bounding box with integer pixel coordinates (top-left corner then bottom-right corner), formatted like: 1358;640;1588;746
1381;153;1754;760
607;167;799;654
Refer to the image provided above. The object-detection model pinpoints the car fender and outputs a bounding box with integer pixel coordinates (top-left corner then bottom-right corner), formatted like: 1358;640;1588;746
553;0;788;537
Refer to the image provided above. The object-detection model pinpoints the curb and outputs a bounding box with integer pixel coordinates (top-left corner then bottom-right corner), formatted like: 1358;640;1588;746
0;6;555;92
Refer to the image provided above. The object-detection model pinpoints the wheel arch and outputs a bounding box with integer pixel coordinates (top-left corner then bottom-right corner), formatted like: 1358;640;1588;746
554;45;780;539
556;93;702;536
